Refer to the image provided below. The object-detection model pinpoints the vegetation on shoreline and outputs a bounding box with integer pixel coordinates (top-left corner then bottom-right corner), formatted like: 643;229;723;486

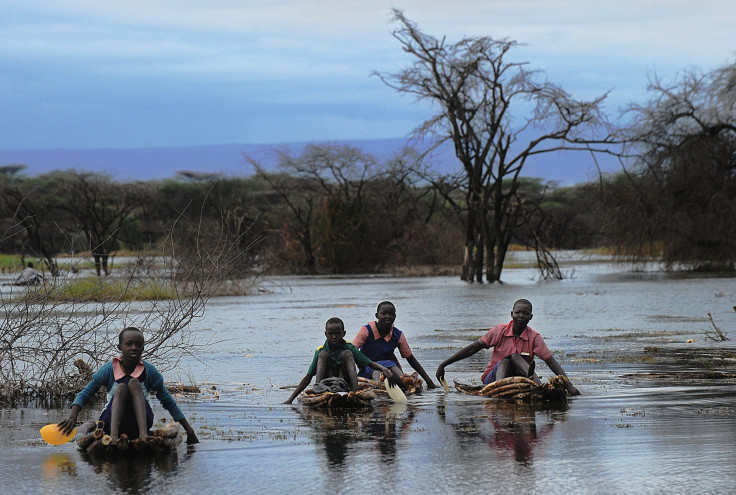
18;277;177;303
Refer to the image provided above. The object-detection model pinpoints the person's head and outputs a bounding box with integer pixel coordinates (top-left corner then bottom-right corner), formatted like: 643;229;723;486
375;301;396;332
511;299;533;329
118;327;145;361
27;262;33;268
325;317;346;347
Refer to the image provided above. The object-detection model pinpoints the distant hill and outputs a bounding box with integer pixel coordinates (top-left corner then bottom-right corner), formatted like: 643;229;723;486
0;138;621;185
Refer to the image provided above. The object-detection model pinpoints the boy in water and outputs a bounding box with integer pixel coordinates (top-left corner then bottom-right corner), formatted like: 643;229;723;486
284;317;397;404
352;301;437;389
58;327;199;444
436;299;580;395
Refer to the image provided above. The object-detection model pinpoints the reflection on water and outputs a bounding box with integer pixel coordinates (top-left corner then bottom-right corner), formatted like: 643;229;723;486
437;400;565;465
297;407;368;467
40;446;188;495
363;402;413;464
296;402;416;468
42;452;78;480
79;450;184;495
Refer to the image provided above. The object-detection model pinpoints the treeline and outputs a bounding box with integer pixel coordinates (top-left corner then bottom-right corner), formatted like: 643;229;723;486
0;147;604;278
0;126;733;279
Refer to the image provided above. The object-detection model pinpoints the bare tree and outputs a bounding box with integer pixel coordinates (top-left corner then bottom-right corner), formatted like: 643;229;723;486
56;172;145;276
250;144;380;273
610;62;736;268
376;10;614;282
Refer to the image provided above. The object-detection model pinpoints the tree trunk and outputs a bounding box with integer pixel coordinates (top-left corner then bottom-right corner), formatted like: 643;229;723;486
93;254;102;276
460;204;477;281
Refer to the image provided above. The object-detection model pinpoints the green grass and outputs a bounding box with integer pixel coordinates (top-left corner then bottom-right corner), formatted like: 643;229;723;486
20;277;177;302
0;254;41;272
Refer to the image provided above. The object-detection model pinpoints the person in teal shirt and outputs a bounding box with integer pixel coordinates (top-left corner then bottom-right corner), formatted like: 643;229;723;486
58;327;199;444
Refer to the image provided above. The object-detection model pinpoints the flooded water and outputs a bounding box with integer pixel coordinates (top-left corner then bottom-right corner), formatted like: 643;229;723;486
2;256;736;494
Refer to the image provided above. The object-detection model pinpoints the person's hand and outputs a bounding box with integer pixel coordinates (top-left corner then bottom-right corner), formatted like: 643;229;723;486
56;419;76;436
57;409;79;436
383;368;403;389
435;364;445;383
179;418;200;444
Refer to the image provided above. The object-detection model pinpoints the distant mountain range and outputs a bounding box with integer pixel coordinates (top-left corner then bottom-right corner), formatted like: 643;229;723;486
0;138;621;186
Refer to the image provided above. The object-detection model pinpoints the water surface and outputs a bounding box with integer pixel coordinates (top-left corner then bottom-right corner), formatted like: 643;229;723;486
3;260;736;494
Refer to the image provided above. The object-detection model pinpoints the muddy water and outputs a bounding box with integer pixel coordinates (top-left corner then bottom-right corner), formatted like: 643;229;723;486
2;258;736;494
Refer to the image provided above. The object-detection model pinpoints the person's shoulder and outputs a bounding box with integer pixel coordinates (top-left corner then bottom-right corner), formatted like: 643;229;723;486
97;360;114;372
525;325;542;337
486;323;508;334
91;360;114;380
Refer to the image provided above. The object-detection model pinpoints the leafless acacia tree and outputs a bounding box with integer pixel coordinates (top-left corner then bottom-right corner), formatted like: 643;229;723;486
56;172;146;276
376;10;614;282
610;62;736;268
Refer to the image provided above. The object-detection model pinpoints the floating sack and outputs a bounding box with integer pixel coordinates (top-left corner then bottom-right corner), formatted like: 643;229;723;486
440;377;450;393
40;424;77;446
384;378;407;403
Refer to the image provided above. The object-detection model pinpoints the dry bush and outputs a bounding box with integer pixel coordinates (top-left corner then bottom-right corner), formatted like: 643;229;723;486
0;212;255;405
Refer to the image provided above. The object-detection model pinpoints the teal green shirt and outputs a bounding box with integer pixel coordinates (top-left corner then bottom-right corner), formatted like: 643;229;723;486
307;339;372;376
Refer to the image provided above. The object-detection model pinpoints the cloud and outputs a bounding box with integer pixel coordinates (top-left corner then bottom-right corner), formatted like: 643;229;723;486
1;1;735;148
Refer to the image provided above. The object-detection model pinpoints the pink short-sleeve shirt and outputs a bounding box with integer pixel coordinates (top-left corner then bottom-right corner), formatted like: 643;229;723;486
479;322;552;381
352;321;412;358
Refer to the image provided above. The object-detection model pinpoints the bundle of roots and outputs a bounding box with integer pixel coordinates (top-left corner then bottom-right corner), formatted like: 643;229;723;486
357;372;423;396
455;375;569;402
76;421;183;455
297;388;376;408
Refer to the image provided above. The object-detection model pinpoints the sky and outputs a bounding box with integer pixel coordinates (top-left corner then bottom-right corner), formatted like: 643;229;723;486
1;1;735;151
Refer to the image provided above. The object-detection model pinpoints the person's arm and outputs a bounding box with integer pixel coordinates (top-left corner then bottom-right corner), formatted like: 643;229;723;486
406;354;437;389
368;361;401;388
57;365;110;434
178;417;199;444
436;340;485;381
543;356;581;396
283;374;314;404
147;364;188;422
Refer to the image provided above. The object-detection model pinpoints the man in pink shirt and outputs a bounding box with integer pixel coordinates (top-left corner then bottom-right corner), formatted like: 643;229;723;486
436;299;580;395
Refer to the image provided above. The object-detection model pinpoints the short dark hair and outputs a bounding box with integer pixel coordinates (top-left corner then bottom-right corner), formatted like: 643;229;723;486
376;301;395;313
325;317;344;331
119;326;143;344
513;299;532;312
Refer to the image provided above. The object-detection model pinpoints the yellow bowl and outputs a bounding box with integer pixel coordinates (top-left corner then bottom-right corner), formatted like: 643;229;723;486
40;424;77;446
